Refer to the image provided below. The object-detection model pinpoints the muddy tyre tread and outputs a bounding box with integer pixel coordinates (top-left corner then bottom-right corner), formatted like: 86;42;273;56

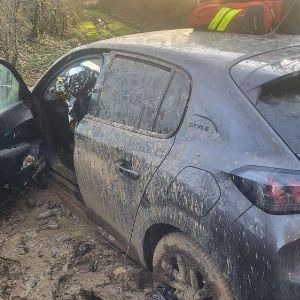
152;232;235;300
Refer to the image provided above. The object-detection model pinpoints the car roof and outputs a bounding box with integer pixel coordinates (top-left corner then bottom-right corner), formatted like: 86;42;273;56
79;29;300;68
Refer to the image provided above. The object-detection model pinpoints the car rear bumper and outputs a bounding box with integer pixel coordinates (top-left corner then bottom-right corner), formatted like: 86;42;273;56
229;205;300;300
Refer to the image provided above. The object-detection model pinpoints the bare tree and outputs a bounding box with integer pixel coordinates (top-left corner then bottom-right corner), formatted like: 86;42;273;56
0;0;22;64
0;0;83;64
32;0;82;37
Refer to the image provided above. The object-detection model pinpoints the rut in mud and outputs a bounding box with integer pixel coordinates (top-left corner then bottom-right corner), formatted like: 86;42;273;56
0;183;153;300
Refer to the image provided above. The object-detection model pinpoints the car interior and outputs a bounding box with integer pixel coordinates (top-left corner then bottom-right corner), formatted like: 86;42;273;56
41;56;103;169
0;56;103;190
0;62;45;190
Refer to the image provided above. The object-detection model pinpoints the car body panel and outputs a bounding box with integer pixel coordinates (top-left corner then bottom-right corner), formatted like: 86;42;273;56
2;29;300;299
0;60;44;189
228;205;300;299
0;102;41;188
0;102;34;150
230;46;300;103
167;167;221;217
75;30;300;300
66;29;300;71
72;30;300;300
75;117;175;245
74;50;191;246
70;30;300;173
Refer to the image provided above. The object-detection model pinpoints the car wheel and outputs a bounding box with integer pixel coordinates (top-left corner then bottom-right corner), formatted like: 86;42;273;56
153;232;234;300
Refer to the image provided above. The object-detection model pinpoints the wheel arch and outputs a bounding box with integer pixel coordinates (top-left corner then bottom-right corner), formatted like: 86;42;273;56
143;222;181;271
131;193;209;271
130;199;194;270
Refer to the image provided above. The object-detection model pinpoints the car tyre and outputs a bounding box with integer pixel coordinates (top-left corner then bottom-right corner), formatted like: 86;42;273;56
153;232;235;300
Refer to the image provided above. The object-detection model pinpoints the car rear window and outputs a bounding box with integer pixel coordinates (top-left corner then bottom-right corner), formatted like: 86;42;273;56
257;75;300;153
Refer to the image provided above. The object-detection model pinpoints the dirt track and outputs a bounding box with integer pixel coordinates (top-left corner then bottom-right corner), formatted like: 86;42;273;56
0;184;153;300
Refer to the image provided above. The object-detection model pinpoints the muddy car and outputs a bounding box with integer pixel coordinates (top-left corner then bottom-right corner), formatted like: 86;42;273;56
1;29;300;300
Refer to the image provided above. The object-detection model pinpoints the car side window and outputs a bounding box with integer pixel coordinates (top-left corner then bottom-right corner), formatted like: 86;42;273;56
0;64;20;110
91;54;190;136
153;71;191;134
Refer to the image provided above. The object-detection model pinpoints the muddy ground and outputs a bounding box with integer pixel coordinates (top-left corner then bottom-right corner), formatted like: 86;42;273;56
0;182;153;300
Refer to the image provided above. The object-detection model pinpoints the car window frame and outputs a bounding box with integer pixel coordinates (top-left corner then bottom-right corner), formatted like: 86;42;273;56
87;51;192;139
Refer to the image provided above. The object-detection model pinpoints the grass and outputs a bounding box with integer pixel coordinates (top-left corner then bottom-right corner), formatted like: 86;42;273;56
79;20;101;41
16;37;79;87
79;6;138;42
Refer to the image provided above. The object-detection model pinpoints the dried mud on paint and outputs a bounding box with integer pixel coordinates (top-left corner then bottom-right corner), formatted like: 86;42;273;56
0;185;153;299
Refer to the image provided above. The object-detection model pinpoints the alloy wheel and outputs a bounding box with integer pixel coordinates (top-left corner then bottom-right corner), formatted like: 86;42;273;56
159;253;215;300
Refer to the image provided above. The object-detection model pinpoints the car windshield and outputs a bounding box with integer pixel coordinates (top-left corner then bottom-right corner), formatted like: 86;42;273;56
257;74;300;153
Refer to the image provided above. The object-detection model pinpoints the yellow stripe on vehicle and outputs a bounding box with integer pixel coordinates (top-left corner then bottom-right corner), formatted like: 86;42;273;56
216;8;241;32
208;7;232;31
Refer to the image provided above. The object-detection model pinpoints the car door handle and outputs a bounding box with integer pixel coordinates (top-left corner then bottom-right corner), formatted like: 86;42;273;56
115;162;140;180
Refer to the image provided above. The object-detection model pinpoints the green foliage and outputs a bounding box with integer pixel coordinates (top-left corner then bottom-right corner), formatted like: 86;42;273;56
16;36;78;87
78;7;137;42
79;20;101;41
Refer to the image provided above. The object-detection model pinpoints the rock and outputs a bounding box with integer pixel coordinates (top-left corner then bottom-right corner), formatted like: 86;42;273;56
46;220;60;230
64;208;72;217
95;227;106;237
18;215;26;222
61;296;74;300
30;277;38;288
108;235;115;242
79;288;101;300
113;266;127;276
74;242;96;257
43;266;52;276
89;257;99;272
102;248;111;256
62;263;70;273
37;209;56;220
152;286;176;300
56;233;71;243
36;200;45;207
21;231;37;254
48;202;62;210
26;198;37;208
127;269;153;290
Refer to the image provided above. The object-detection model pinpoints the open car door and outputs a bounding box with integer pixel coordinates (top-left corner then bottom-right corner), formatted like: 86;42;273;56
0;60;46;190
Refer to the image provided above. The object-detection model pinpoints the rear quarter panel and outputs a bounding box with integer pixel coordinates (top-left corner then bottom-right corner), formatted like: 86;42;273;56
129;57;300;299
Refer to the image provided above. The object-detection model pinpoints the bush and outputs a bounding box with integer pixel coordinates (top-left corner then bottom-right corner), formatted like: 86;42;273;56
0;0;82;64
23;0;82;39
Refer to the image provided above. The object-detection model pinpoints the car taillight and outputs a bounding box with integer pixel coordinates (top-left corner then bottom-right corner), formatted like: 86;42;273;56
231;167;300;214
